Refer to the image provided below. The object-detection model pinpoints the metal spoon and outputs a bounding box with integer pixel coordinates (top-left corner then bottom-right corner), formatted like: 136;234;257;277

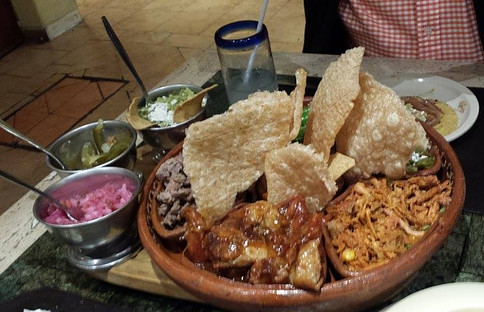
102;16;151;105
0;170;83;222
0;119;67;170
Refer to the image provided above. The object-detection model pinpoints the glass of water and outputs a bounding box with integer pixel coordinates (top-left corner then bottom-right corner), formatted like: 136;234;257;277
214;20;278;105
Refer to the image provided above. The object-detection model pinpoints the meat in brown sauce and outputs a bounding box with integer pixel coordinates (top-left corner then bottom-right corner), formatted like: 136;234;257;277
183;195;326;291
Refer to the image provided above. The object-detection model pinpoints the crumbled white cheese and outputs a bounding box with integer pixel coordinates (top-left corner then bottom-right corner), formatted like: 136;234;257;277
145;100;174;125
138;87;196;127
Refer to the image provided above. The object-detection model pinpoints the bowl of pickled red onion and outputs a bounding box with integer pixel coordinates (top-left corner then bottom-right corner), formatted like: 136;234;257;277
33;167;142;250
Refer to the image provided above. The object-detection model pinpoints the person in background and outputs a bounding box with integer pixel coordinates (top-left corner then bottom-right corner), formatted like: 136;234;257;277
303;0;484;62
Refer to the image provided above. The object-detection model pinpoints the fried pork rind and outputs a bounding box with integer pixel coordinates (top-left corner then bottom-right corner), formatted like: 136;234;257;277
265;143;337;212
183;76;306;224
304;47;364;161
336;72;429;182
328;152;356;181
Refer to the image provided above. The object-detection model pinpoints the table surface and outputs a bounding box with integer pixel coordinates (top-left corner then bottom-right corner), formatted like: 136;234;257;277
1;50;484;311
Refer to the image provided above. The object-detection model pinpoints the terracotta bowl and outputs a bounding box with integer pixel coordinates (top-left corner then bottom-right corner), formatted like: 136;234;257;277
138;124;465;312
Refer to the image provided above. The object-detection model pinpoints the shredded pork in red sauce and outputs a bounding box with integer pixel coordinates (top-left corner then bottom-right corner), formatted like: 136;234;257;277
325;175;452;271
183;195;326;291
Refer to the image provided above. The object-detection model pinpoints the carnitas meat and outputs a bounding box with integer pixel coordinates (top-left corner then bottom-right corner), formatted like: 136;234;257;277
155;154;194;229
183;195;327;291
326;175;452;272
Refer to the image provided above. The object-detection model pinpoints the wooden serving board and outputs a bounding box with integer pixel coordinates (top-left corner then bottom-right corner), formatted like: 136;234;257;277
89;249;200;302
87;145;199;301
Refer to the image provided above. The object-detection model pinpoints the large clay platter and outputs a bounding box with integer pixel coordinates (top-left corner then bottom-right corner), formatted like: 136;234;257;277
138;124;465;312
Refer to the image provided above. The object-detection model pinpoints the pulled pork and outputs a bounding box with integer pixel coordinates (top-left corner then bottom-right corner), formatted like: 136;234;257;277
326;175;452;271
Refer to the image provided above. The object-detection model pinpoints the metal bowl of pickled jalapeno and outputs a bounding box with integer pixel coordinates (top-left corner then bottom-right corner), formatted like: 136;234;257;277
45;120;137;177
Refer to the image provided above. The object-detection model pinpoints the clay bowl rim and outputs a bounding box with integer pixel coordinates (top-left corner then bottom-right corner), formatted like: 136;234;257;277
137;124;465;310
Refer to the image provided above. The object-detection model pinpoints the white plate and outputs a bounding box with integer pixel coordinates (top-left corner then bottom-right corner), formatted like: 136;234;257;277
381;75;479;142
381;282;484;312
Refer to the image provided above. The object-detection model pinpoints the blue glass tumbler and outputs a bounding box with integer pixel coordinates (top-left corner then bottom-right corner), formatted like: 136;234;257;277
214;20;278;105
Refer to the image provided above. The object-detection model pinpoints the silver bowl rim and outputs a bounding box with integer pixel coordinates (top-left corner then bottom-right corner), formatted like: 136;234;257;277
45;120;137;174
138;83;207;131
33;166;143;229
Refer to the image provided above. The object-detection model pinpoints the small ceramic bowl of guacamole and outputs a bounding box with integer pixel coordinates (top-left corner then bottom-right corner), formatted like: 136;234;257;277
135;84;208;161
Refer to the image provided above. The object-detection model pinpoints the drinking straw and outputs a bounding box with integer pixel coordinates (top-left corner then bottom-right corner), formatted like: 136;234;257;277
242;0;269;84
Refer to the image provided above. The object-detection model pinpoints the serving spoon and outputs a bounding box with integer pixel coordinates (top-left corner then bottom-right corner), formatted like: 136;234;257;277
0;119;67;170
0;170;83;222
102;16;151;106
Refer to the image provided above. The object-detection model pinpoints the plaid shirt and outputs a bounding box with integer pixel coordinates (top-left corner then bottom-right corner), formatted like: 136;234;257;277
338;0;484;62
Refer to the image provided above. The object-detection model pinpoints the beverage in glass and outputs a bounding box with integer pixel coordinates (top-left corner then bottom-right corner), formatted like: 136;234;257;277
214;20;278;105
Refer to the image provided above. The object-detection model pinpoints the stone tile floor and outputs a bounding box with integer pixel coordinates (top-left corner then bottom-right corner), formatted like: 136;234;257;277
0;0;305;215
0;76;127;147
